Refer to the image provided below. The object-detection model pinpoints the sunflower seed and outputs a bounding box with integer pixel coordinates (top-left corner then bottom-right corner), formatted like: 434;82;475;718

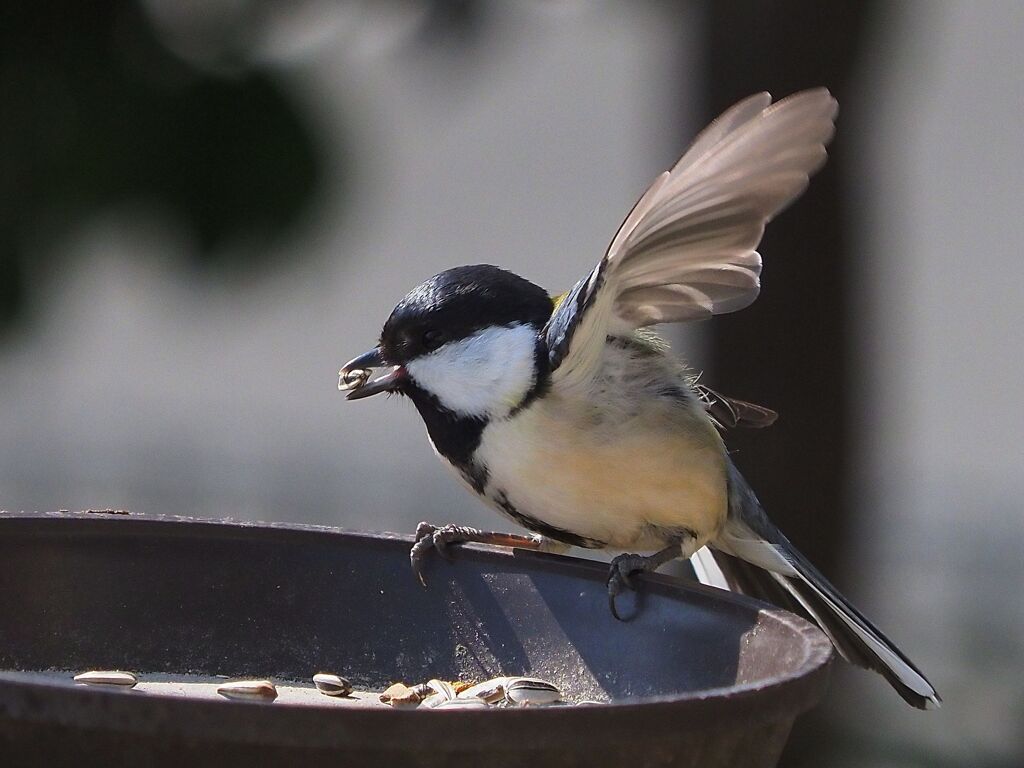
503;677;561;706
456;677;510;704
73;670;137;688
418;679;458;708
313;673;352;697
420;692;449;708
409;683;434;699
431;697;490;710
216;680;278;701
338;368;370;391
425;679;456;700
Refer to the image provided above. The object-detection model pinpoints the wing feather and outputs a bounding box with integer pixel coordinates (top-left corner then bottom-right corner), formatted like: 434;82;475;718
545;89;838;385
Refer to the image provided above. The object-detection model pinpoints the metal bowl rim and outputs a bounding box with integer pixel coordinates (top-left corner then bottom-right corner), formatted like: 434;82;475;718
0;512;834;747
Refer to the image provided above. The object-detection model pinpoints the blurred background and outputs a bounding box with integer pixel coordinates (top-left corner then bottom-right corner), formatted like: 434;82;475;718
1;1;1021;765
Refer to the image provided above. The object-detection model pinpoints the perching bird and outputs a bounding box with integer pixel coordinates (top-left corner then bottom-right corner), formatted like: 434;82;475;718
338;89;940;709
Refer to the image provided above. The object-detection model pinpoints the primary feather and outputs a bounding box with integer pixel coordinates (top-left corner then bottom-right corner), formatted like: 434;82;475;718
545;89;838;393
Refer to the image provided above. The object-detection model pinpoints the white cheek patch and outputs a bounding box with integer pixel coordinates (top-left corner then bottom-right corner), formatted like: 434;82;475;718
406;323;539;418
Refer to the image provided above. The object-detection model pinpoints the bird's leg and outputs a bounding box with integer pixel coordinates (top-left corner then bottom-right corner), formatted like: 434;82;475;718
606;544;683;621
410;522;544;587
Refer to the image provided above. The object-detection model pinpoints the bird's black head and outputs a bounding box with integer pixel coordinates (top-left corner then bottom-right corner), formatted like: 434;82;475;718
339;265;553;419
380;265;552;363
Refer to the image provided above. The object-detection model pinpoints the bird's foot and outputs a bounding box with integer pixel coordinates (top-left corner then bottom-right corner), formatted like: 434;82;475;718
410;522;542;587
606;546;681;621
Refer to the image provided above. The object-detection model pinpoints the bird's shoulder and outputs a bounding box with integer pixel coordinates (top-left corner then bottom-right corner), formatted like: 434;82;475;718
540;317;777;431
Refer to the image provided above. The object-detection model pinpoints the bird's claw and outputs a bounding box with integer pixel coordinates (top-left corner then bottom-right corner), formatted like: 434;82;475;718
606;553;647;622
410;522;474;587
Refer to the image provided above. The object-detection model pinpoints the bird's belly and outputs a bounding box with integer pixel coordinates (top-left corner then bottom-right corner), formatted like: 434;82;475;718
474;400;728;551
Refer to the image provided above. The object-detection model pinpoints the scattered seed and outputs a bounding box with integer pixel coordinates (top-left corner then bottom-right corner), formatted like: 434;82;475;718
313;673;352;697
408;683;433;699
216;680;278;701
425;679;456;701
503;677;562;707
380;682;424;706
379;682;409;703
456;677;510;704
420;692;450;708
73;670;137;688
431;698;490;710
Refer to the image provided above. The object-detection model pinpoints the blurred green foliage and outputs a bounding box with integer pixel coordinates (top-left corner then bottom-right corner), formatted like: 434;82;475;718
0;1;325;333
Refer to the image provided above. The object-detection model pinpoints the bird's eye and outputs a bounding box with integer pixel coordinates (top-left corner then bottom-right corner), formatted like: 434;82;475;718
422;329;445;350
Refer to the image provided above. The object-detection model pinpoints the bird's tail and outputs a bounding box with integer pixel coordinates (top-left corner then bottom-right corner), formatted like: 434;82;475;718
701;461;941;710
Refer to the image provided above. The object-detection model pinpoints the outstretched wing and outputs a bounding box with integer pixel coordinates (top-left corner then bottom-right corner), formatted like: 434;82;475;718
545;89;838;392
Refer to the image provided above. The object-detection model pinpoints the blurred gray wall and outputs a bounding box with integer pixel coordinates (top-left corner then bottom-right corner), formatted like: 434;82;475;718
836;2;1024;765
0;2;698;532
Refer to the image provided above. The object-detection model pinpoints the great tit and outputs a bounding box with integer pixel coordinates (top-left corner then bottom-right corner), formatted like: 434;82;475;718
338;89;940;709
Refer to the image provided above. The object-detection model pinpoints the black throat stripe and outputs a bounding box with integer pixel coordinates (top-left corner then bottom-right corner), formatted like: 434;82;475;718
404;382;488;491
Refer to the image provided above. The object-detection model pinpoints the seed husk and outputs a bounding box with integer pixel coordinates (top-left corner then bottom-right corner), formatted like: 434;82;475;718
431;697;490;710
425;679;456;701
73;670;137;688
216;679;278;701
456;677;510;704
503;677;561;706
380;682;423;706
313;673;352;697
420;692;450;708
418;679;458;707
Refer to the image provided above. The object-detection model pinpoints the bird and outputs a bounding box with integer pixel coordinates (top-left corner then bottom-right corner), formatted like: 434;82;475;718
337;89;940;709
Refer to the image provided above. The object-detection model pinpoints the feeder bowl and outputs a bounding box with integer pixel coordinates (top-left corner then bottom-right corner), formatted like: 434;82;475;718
0;512;831;767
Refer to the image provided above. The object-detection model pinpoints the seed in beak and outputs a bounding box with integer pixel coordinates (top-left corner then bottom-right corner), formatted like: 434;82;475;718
338;367;371;391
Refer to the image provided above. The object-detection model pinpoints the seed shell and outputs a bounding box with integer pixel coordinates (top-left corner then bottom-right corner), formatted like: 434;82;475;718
431;698;490;710
380;682;424;706
216;679;278;701
503;677;562;706
425;679;457;701
456;677;510;704
313;673;352;697
73;670;137;688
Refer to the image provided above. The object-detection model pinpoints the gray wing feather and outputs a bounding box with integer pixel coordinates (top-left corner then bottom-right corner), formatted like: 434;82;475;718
546;89;838;384
612;89;837;328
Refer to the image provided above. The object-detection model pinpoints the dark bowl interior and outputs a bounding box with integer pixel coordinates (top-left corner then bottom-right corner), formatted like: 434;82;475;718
0;512;831;767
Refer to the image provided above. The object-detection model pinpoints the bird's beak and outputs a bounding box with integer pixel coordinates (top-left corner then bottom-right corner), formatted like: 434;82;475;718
338;347;406;400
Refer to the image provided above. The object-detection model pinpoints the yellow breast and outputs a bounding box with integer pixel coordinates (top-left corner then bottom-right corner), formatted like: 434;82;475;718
476;394;729;550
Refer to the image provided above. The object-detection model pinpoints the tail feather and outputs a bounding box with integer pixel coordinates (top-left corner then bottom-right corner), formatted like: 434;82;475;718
713;461;941;710
693;547;804;613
